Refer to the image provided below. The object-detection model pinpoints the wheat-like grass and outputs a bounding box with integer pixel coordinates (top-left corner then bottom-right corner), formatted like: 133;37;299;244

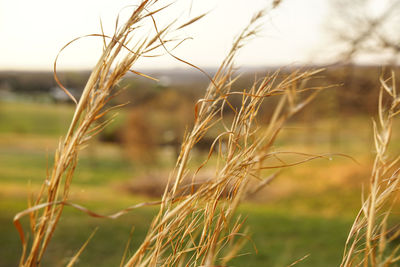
121;10;325;265
13;1;331;266
122;67;324;266
13;1;204;265
341;72;400;266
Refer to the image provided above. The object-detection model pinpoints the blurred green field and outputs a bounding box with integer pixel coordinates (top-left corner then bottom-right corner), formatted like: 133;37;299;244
0;196;353;267
0;100;395;266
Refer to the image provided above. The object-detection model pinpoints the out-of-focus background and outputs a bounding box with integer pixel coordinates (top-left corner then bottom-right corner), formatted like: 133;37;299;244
1;0;400;266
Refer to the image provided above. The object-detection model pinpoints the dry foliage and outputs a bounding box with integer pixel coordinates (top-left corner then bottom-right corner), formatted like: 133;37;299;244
122;107;157;162
12;0;305;266
121;70;324;266
122;27;324;267
14;1;400;267
13;0;209;265
341;72;400;266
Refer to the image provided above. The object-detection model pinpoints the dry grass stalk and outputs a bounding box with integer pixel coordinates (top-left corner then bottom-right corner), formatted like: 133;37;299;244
341;72;400;266
13;1;205;266
13;0;324;266
122;15;324;267
123;70;324;266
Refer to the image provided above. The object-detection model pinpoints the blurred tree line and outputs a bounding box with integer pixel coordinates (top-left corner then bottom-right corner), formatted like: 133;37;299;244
1;65;397;114
1;65;399;163
2;0;400;162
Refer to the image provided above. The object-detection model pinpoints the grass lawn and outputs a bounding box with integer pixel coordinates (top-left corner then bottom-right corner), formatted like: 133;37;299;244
0;196;353;267
0;102;73;136
0;100;395;266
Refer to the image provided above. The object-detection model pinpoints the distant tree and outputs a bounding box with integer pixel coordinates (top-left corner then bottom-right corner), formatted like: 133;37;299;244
328;0;400;64
316;1;400;148
122;107;156;163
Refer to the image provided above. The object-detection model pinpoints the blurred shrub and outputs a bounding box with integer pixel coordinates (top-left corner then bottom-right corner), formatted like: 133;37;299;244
121;107;156;163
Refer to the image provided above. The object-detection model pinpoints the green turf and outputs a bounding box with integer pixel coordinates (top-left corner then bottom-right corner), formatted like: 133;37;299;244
0;198;352;267
0;102;74;136
230;208;352;267
0;100;395;266
0;150;134;185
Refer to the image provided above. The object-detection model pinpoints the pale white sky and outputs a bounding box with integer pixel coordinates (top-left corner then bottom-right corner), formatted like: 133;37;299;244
0;0;332;71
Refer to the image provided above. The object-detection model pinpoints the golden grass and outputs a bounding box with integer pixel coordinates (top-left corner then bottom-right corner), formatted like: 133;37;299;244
13;1;324;266
341;72;400;266
121;47;324;267
13;0;194;265
12;0;400;266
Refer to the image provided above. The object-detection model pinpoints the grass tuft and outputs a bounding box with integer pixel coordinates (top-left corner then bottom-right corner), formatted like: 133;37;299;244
341;72;400;266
